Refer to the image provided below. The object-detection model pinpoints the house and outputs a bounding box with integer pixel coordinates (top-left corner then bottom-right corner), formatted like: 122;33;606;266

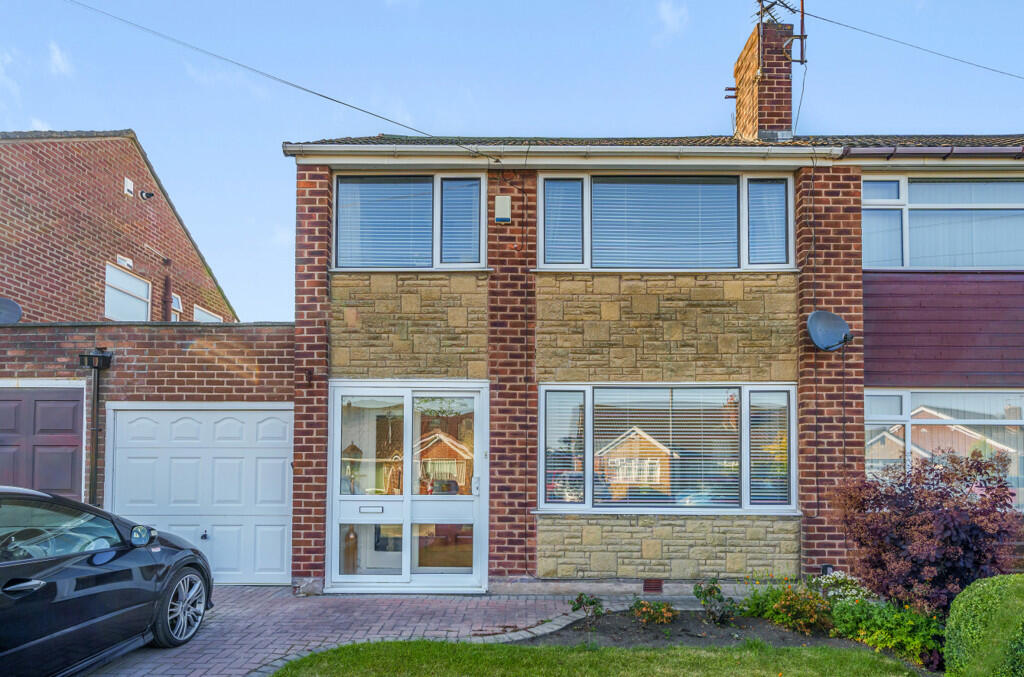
0;130;294;585
0;130;236;323
283;19;1024;594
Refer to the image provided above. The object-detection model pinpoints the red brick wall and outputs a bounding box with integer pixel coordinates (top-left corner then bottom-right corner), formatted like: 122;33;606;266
291;164;332;591
0;322;293;504
0;132;236;322
794;165;864;574
486;170;539;577
733;23;793;141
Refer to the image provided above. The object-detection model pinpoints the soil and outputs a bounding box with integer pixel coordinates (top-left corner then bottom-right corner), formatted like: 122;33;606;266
515;610;940;676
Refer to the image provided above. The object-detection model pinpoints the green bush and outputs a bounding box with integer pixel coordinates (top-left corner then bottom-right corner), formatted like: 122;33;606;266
831;599;943;668
693;578;738;625
766;586;832;636
630;599;679;625
946;574;1024;677
743;582;785;618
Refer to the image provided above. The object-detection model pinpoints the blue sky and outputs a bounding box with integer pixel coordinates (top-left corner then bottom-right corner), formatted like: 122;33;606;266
3;0;1023;320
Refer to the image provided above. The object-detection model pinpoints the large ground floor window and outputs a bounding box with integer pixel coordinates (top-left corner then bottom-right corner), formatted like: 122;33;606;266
865;389;1024;511
539;384;797;513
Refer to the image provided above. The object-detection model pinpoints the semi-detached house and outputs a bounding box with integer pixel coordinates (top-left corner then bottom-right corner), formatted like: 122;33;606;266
2;20;1021;595
284;20;1024;594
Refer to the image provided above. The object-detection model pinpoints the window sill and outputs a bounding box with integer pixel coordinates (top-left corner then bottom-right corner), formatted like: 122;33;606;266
329;268;493;273
531;268;799;274
532;508;802;517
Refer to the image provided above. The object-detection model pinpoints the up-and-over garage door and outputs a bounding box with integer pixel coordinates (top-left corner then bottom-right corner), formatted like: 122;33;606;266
108;405;293;585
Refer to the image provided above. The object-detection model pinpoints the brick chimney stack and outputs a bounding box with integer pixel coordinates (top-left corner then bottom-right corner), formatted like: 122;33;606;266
733;22;794;142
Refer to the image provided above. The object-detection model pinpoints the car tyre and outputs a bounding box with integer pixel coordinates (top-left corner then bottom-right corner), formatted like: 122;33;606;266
151;567;208;647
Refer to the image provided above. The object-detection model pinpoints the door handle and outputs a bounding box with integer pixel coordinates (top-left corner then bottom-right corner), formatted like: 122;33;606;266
3;579;46;593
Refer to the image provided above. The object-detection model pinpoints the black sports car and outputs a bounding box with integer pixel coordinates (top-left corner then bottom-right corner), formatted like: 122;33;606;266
0;486;213;676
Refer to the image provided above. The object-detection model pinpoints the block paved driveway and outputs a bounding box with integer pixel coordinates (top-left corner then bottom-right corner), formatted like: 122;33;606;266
90;586;572;676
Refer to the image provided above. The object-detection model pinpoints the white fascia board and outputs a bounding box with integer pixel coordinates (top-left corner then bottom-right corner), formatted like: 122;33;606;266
838;156;1024;170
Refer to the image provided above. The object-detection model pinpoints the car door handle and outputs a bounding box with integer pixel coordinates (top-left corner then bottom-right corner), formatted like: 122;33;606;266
3;579;46;593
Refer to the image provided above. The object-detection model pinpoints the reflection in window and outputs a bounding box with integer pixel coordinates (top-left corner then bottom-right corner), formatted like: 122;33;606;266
593;388;740;508
749;392;791;505
339;523;402;576
413;397;475;496
413;524;472;572
864;424;906;477
544;391;585;504
0;499;122;562
340;396;404;495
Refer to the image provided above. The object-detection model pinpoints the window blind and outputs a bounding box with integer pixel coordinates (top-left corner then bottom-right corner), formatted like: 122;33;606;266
748;391;790;505
909;209;1024;267
543;391;585;504
544;179;584;264
440;178;481;263
336;176;433;268
747;179;788;264
862;209;903;268
592;388;740;507
591;177;739;268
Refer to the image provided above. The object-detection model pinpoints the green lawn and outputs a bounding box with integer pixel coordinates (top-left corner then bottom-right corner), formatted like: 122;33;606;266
273;639;918;677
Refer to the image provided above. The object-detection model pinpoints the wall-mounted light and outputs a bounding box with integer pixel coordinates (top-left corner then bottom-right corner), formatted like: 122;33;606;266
79;347;113;370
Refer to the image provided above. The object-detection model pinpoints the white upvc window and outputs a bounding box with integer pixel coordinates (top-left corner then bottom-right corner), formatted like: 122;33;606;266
862;176;1024;270
865;389;1024;511
537;383;798;514
104;263;150;321
170;293;182;321
537;174;794;271
333;173;487;271
193;305;222;323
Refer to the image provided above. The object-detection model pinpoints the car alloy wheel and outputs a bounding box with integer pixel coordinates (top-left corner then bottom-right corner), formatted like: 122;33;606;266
167;572;206;642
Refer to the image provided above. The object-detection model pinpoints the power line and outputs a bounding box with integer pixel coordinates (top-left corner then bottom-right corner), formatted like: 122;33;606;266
62;0;502;161
777;2;1024;83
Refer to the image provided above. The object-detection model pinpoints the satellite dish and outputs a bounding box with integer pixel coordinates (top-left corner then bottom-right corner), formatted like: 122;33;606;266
807;310;852;352
0;297;23;324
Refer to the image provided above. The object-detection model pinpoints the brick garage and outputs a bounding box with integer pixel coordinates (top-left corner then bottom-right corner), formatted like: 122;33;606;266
0;322;293;505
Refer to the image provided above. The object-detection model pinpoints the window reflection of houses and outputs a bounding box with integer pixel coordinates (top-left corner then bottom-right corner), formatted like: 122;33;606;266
414;430;473;495
594;427;675;501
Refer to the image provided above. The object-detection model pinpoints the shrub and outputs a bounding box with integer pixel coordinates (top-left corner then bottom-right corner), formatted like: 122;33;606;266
741;575;787;618
808;570;873;603
630;599;679;625
835;449;1021;613
693;578;738;625
831;598;944;669
569;593;604;628
945;574;1024;677
766;586;832;636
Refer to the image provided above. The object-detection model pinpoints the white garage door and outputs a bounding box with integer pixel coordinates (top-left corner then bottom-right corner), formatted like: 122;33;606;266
108;404;293;584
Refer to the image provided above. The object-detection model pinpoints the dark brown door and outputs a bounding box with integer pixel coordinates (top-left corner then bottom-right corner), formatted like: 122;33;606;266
0;388;83;499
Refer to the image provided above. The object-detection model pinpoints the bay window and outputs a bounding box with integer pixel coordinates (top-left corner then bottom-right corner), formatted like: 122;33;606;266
864;390;1024;511
538;174;792;270
539;384;796;513
335;175;486;269
862;177;1024;269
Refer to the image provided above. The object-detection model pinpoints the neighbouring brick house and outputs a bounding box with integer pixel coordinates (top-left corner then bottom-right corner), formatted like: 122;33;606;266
1;131;295;585
283;20;1024;594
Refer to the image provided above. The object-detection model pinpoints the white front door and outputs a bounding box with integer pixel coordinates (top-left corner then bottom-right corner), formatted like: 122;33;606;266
107;404;293;584
327;381;488;593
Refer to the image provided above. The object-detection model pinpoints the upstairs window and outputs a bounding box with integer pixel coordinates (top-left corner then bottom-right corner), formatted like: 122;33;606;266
862;177;1024;269
335;175;485;269
170;293;182;321
539;175;791;270
104;263;150;321
193;305;222;323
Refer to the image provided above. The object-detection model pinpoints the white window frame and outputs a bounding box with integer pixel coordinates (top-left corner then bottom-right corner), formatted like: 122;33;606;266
536;382;799;515
103;263;151;321
193;305;222;323
170;293;182;321
536;173;795;272
862;174;1024;271
865;388;1024;478
332;172;488;272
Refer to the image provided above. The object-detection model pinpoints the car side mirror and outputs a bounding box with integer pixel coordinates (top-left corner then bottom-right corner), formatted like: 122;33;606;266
130;525;158;548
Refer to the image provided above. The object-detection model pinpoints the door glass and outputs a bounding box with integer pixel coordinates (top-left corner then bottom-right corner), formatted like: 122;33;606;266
0;499;122;562
413;397;475;495
338;523;402;576
413;524;473;572
340;396;404;495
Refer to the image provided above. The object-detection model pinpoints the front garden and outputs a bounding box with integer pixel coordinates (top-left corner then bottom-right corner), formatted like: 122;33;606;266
275;450;1023;676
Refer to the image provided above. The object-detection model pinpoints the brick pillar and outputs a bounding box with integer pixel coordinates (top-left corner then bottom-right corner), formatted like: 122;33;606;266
487;169;538;577
733;23;793;141
795;165;864;575
292;164;332;593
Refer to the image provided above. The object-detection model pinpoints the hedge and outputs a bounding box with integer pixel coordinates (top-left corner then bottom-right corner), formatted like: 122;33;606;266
945;574;1024;677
